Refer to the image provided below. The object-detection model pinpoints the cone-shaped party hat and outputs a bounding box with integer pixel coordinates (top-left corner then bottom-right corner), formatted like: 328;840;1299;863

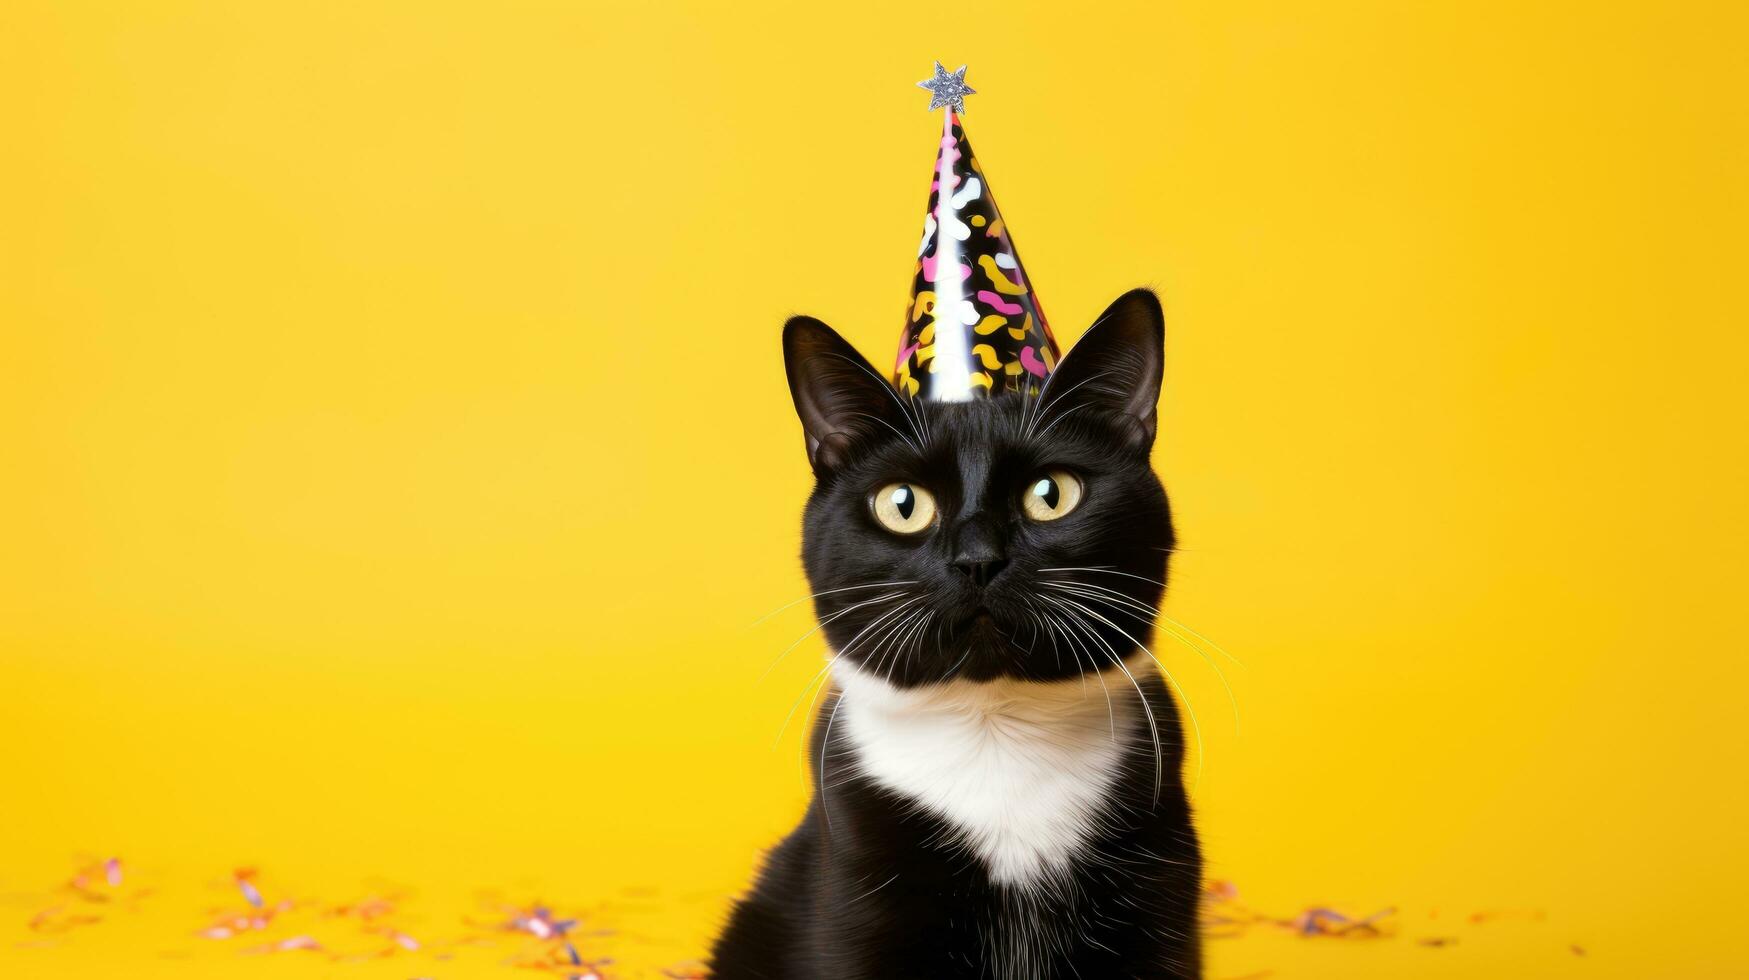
896;63;1059;401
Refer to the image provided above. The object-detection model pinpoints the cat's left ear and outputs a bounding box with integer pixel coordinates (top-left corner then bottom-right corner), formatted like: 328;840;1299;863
1044;288;1165;452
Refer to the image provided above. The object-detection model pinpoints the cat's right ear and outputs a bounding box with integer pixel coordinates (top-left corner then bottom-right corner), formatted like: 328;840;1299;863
783;316;909;474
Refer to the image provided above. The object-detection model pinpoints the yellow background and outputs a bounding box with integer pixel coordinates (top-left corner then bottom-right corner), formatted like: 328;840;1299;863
3;1;1745;977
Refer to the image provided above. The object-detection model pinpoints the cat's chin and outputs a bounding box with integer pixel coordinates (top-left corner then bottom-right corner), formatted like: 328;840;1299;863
898;609;1066;686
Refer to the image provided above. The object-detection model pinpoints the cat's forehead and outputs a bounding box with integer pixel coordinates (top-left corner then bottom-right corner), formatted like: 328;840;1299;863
839;393;1125;489
921;396;1024;446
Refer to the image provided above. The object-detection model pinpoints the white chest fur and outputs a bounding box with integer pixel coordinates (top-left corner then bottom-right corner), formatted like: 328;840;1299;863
833;660;1144;889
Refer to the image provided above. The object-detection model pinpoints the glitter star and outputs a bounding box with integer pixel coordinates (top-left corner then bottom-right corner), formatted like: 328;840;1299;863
917;61;976;113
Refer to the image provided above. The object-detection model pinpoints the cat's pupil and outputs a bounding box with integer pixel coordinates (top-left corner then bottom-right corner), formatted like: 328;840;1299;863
1033;477;1059;509
893;485;915;519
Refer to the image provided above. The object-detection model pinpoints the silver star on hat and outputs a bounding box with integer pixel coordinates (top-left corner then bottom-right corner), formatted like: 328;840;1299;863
917;61;976;113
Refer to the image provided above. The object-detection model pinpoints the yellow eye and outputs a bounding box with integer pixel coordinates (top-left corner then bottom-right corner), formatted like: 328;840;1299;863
1022;469;1083;522
872;483;938;535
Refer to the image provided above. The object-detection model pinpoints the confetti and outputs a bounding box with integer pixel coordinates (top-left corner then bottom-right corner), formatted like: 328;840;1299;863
196;871;286;940
20;861;1563;974
244;935;322;954
234;868;266;909
505;903;580;939
1201;881;1396;941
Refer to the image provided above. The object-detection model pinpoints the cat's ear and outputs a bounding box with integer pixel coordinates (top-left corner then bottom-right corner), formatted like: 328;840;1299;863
1045;288;1165;452
783;315;910;473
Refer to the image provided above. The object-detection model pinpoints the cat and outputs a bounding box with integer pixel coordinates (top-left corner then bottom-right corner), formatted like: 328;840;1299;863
710;288;1202;979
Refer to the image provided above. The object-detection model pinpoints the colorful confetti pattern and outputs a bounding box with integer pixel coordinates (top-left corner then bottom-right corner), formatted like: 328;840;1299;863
897;111;1060;401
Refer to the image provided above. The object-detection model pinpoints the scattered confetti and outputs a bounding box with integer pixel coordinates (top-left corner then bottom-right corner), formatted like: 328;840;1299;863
16;861;1572;974
1201;881;1396;941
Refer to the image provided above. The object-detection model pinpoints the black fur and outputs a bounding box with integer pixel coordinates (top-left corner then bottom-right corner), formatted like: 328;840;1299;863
712;290;1202;978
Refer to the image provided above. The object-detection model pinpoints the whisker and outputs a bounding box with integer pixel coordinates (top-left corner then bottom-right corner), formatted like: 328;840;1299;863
1022;369;1116;442
772;659;835;749
1159;613;1246;670
1042;581;1159;618
1043;597;1163;804
818;691;846;829
1041;567;1245;668
1027;607;1064;674
824;352;930;447
941;645;974;678
1042;607;1114;739
1034;401;1092;440
750;580;918;627
893;608;935;685
1039;592;1205;791
869;609;911;685
894;609;935;686
836;600;923;662
869;602;928;685
758;591;909;682
845;410;923;456
774;598;915;767
1019;299;1126;439
1044;582;1240;735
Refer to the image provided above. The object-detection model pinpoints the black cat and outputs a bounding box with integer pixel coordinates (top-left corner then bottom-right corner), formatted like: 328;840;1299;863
711;289;1201;979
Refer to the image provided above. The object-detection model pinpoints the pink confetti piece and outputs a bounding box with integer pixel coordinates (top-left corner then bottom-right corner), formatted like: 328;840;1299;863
103;858;123;887
244;935;322;954
506;904;578;939
237;878;264;909
278;935;321;951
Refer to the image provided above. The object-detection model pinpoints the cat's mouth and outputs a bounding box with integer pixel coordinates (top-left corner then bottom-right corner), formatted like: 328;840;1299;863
959;606;1005;638
922;606;1027;683
958;605;1016;645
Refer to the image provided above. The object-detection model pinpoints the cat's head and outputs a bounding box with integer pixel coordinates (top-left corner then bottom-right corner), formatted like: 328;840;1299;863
784;288;1173;688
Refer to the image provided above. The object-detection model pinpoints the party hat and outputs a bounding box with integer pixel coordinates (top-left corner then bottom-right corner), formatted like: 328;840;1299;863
896;63;1059;401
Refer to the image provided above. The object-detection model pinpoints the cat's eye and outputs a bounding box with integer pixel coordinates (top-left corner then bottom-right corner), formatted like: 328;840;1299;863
1021;469;1083;522
871;482;938;535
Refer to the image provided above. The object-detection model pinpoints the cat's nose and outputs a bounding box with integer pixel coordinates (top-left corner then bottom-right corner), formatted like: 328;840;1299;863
951;557;1009;587
951;519;1008;587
